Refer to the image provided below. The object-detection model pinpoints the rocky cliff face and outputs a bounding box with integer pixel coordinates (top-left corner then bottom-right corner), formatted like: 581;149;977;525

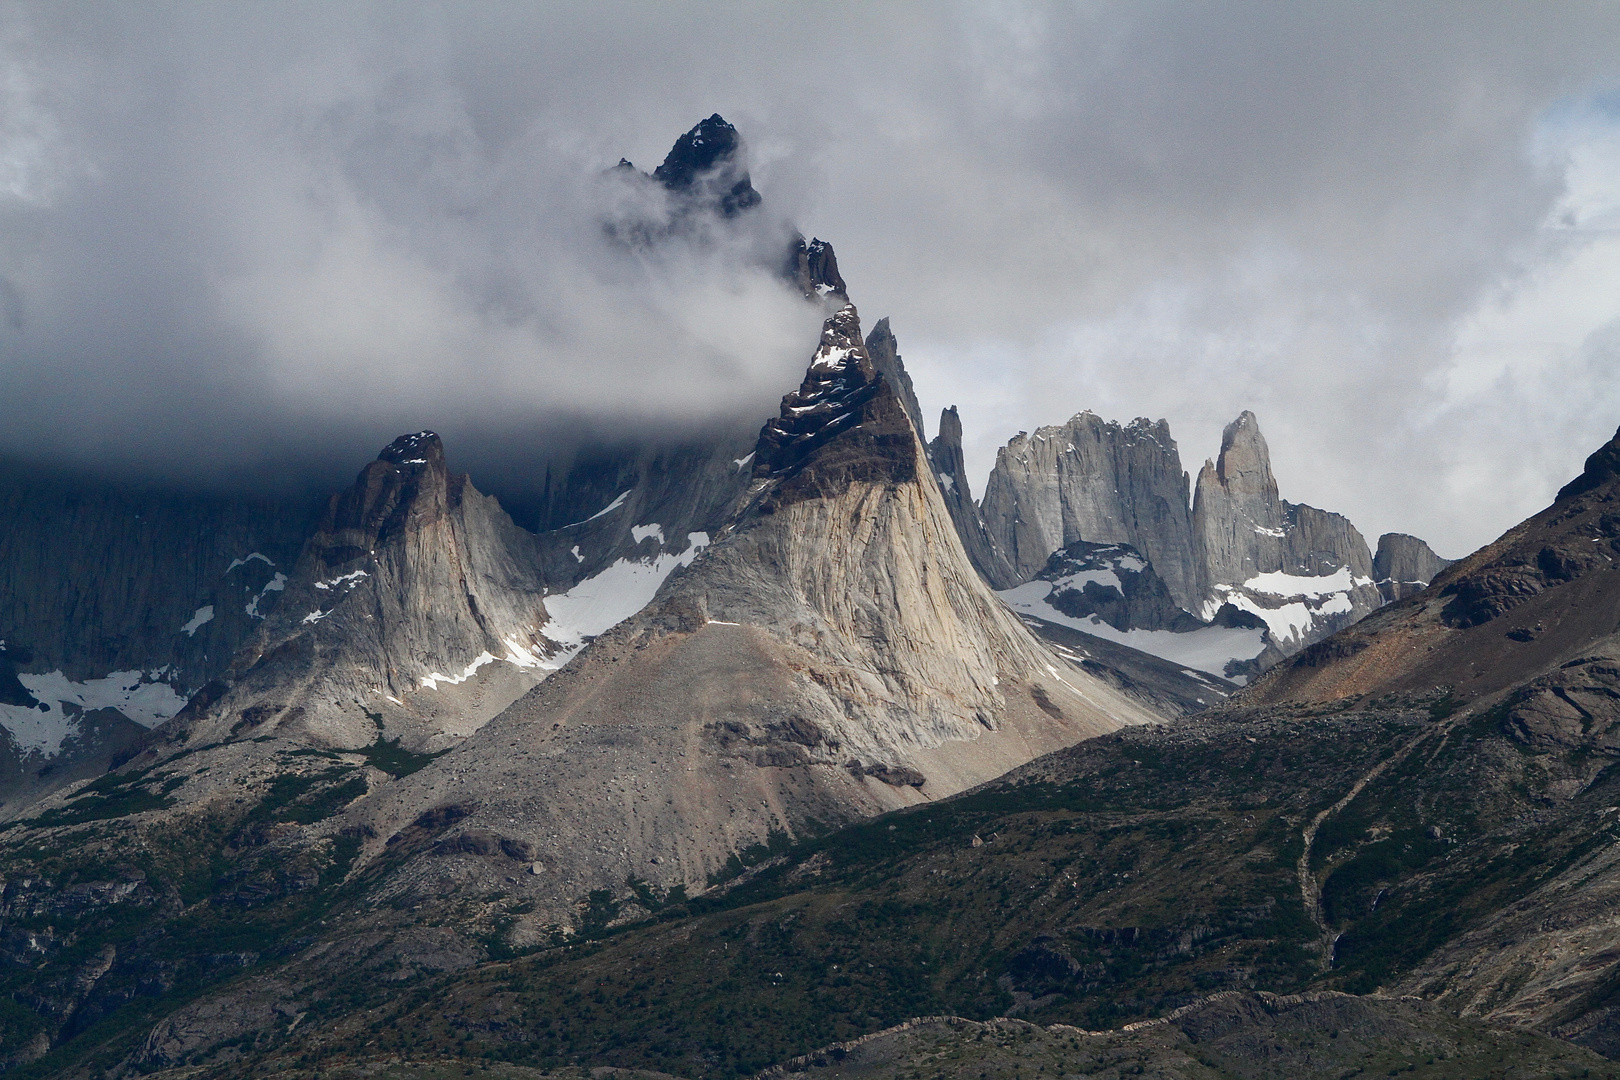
164;432;555;754
1189;411;1290;586
1191;412;1382;654
1373;532;1453;602
0;465;320;692
0;463;323;791
972;408;1410;663
344;304;1159;934
929;406;1019;589
980;413;1199;610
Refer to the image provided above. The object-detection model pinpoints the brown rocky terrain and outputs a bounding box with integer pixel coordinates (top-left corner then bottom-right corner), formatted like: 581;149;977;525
1249;423;1620;709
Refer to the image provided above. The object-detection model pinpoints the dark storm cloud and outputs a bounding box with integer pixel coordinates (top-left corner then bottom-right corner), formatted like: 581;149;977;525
2;2;1619;551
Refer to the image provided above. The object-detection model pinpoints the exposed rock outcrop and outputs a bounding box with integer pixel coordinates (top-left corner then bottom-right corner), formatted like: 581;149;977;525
1373;532;1453;602
169;432;554;752
784;235;848;302
980;414;1198;610
1191;412;1381;654
864;318;925;441
1190;411;1290;587
929;406;1019;589
350;304;1159;932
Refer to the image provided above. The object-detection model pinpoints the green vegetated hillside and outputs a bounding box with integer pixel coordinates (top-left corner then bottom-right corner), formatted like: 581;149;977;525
6;685;1620;1079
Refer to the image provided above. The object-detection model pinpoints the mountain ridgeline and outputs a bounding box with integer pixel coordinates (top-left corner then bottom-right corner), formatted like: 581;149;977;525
940;407;1451;676
0;113;1607;1080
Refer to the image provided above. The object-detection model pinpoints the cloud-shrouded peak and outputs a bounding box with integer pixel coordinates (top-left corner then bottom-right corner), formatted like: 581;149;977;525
1;3;1619;555
650;113;762;218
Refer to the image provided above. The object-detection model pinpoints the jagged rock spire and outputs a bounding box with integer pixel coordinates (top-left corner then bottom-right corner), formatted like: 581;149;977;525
752;304;918;504
1191;411;1287;588
981;412;1197;609
652;113;761;217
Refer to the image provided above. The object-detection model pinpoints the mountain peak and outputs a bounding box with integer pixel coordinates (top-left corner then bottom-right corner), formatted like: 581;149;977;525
753;304;915;501
784;234;847;300
377;430;443;469
652;113;761;217
1214;410;1274;491
1556;424;1620;501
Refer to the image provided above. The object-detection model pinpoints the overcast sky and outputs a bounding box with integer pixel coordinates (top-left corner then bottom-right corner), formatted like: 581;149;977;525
4;2;1620;556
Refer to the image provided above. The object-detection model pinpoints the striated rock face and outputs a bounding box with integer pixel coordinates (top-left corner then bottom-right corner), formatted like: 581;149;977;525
980;414;1198;610
168;432;554;753
1191;412;1381;654
1190;411;1290;588
1284;501;1375;579
929;406;1019;589
0;464;321;794
1373;532;1453;602
350;304;1159;932
0;465;319;692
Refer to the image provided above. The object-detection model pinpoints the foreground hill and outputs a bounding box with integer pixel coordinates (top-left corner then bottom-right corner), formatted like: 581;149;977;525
61;680;1618;1079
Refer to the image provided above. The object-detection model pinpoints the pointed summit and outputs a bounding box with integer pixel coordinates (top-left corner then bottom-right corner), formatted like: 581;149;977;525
784;235;847;301
1192;410;1287;588
350;307;1157;932
164;432;553;753
652;113;761;217
929;406;1019;589
864;317;925;440
752;304;916;502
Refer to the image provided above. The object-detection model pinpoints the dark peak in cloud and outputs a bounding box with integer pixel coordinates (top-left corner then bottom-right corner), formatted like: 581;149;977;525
2;5;1619;554
601;113;785;264
651;113;762;218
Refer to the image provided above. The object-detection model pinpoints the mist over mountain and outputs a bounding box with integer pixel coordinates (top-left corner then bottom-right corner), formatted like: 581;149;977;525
7;57;1620;1078
4;4;1620;553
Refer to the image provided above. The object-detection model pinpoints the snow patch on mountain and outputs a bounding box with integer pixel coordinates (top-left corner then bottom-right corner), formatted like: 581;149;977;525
179;606;214;637
999;580;1266;681
1208;587;1355;650
566;490;631;527
541;531;711;664
245;572;288;618
0;670;187;754
314;570;368;591
1243;566;1370;597
421;651;497;691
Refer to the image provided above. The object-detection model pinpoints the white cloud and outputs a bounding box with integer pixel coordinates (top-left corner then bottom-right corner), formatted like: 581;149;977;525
1;2;1620;558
